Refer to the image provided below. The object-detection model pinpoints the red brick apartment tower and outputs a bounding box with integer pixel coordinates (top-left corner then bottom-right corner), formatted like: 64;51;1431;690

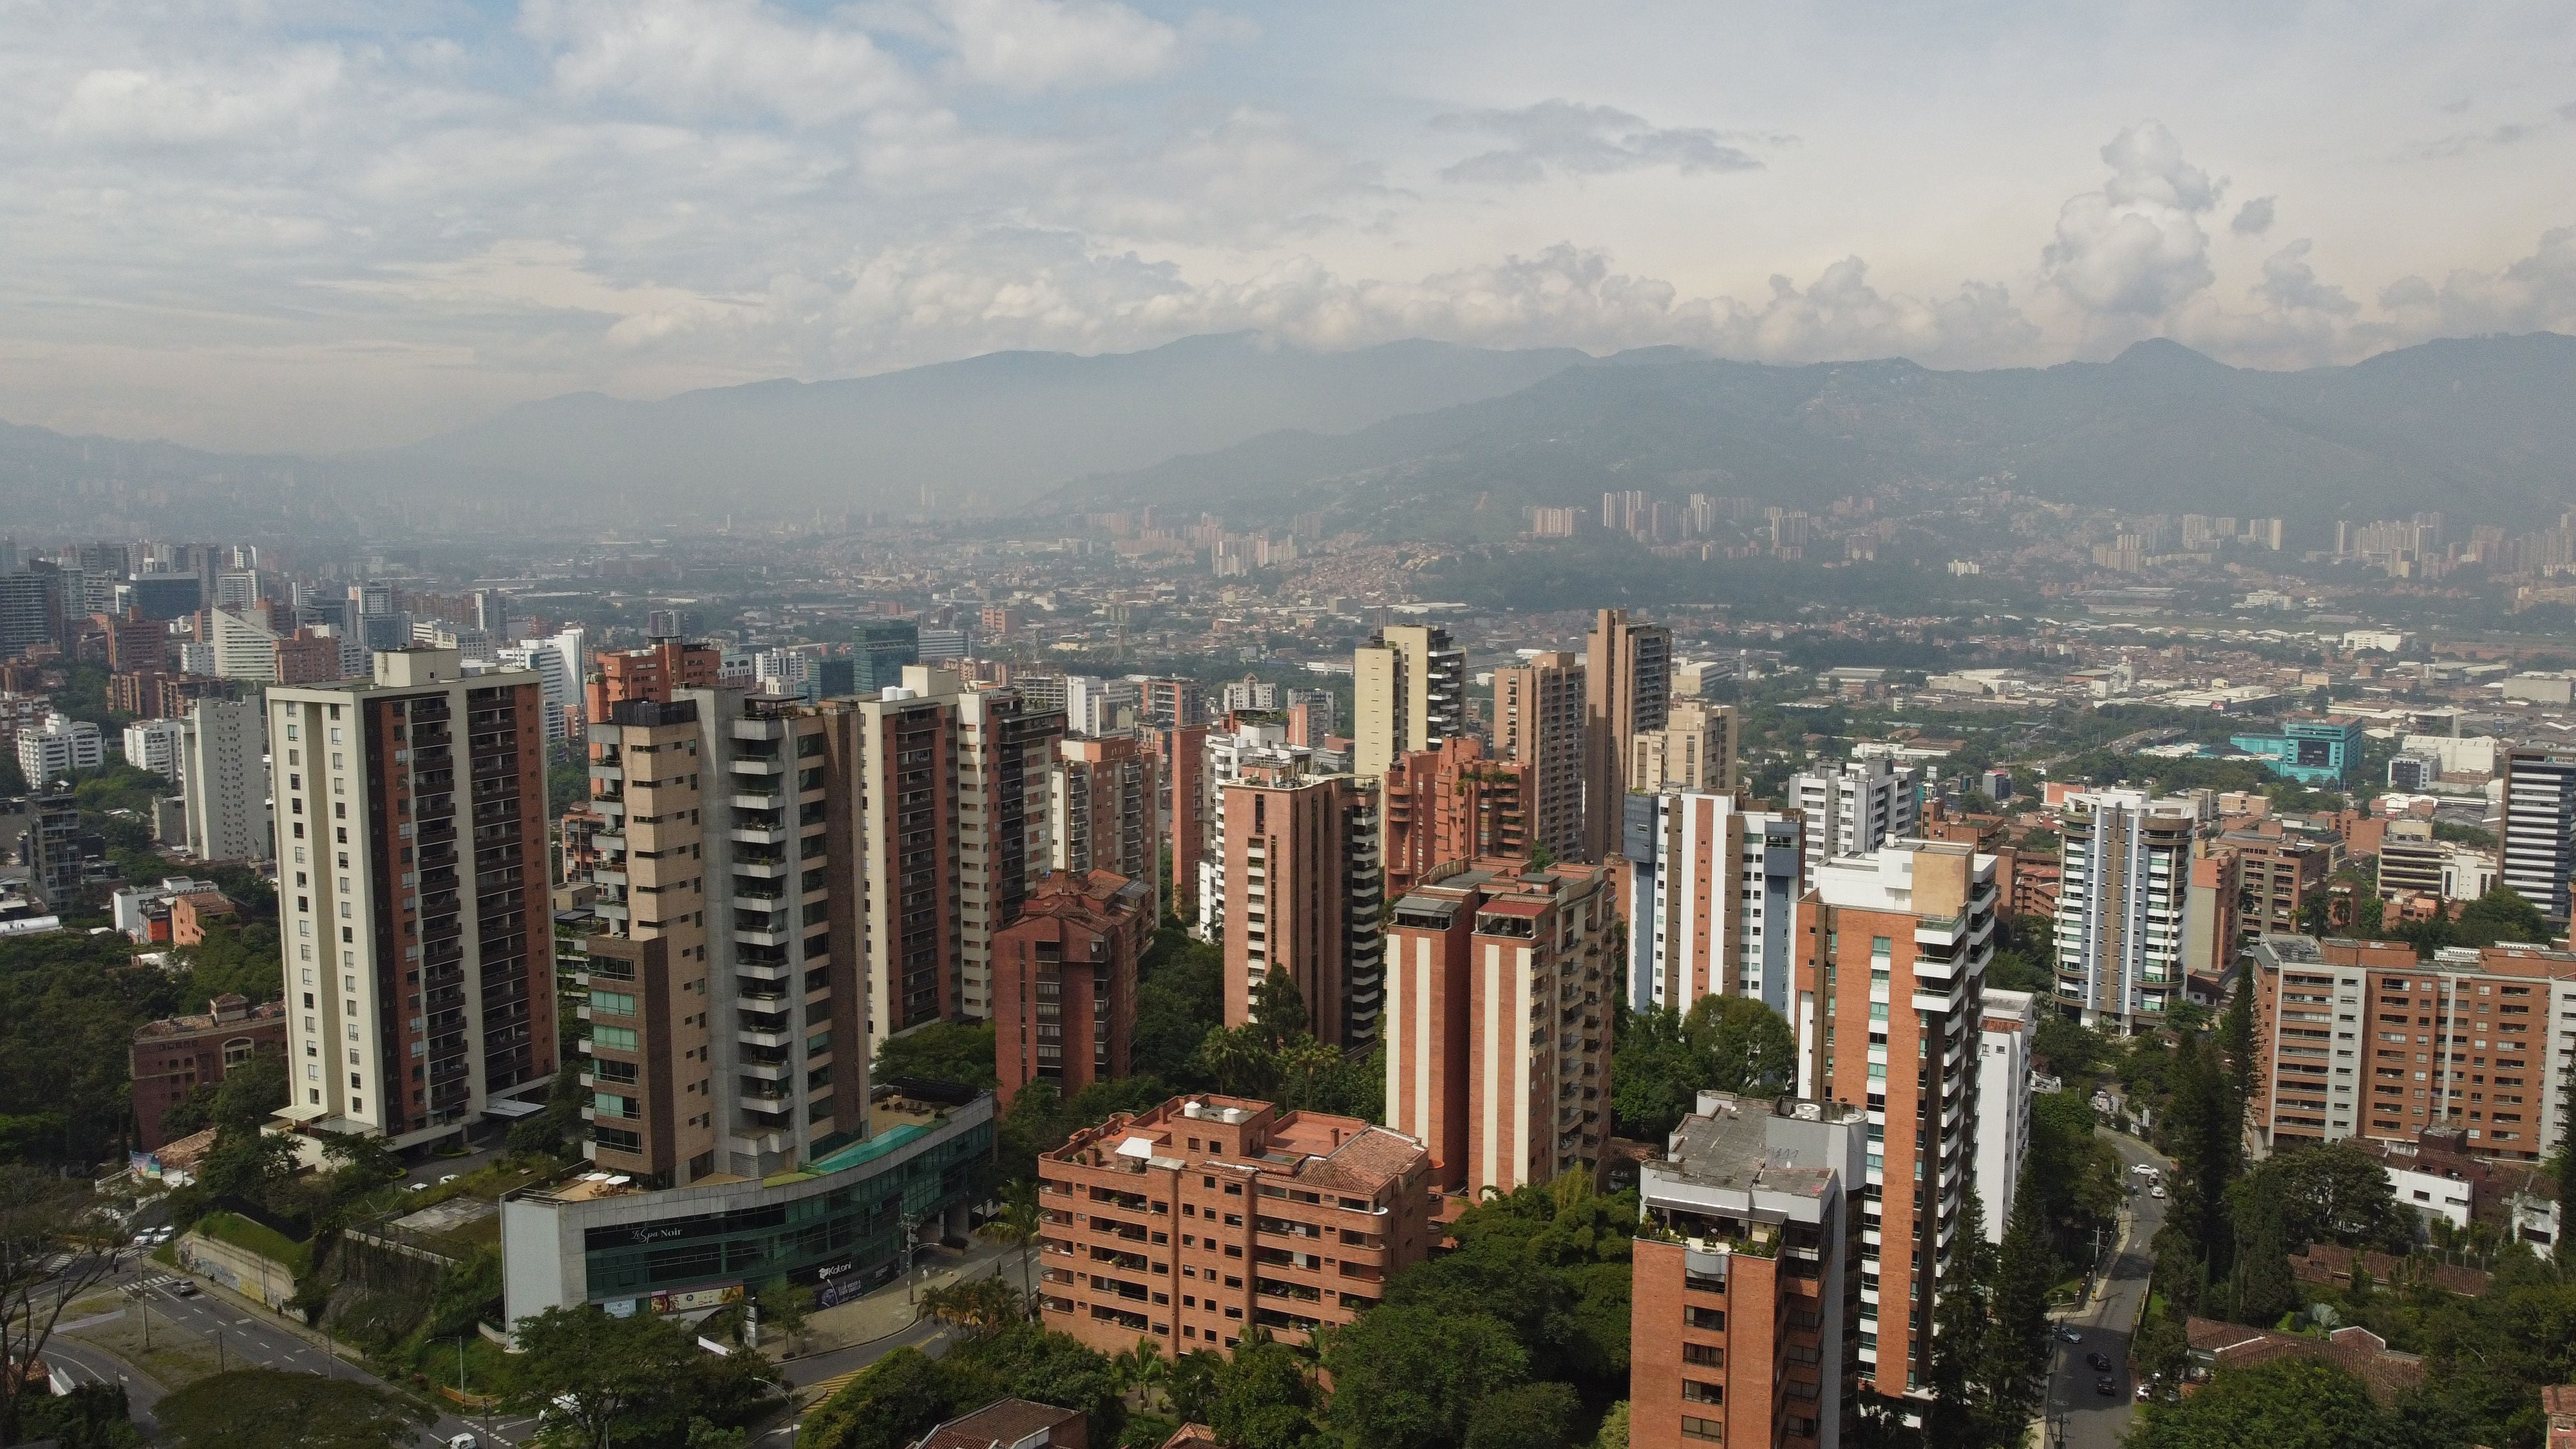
1631;1092;1867;1449
994;871;1151;1108
1219;771;1384;1049
1381;736;1533;897
2249;934;2576;1160
1493;650;1585;868
269;649;556;1145
1794;840;1993;1402
1036;1095;1434;1358
850;685;963;1053
1383;860;1614;1196
585;637;721;721
1582;611;1670;862
1157;723;1208;920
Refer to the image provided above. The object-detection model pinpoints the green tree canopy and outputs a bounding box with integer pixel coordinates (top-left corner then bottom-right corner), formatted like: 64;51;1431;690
502;1305;703;1449
2128;1356;2414;1449
1319;1304;1530;1449
1609;995;1794;1141
154;1369;430;1449
875;1020;999;1089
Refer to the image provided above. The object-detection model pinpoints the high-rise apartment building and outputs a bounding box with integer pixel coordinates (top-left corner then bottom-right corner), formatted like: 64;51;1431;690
1382;860;1614;1195
1352;625;1464;782
1380;736;1532;898
1631;1091;1867;1449
992;870;1151;1108
1050;737;1161;906
955;681;1068;1023
15;712;102;784
584;638;721;722
1219;770;1384;1050
1582;609;1671;861
2053;790;2199;1032
180;696;271;864
1976;989;2036;1245
2249;934;2576;1160
1139;677;1205;730
269;650;556;1145
1037;1095;1435;1358
2503;746;2576;927
1193;720;1351;940
1794;840;1996;1401
1492;651;1586;867
854;619;922;695
1790;758;1920;887
1627;701;1739;796
1622;791;1803;1015
1158;723;1207;920
122;717;186;781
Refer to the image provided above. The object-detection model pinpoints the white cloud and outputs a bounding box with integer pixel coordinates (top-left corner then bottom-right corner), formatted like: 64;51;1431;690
2368;225;2576;343
1433;100;1770;185
50;48;346;146
2231;196;2275;236
2041;120;2220;317
523;0;922;126
934;0;1195;95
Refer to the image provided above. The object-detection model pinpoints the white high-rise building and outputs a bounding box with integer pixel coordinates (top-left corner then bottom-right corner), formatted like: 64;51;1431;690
1790;757;1921;886
122;717;188;782
2052;789;2201;1032
1192;718;1353;939
1063;675;1140;737
180;697;271;863
498;634;583;741
16;712;102;785
1976;989;2037;1245
1622;790;1804;1014
204;606;281;681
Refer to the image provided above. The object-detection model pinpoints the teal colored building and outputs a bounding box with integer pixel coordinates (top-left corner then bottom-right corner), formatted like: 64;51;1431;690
2228;718;2365;786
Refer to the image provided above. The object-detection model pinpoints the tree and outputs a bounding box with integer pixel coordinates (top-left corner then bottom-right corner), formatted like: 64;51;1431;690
13;1379;142;1448
798;1345;951;1449
1924;1191;1998;1446
918;1274;1023;1340
0;1168;125;1446
1611;996;1796;1141
153;1369;430;1449
1191;1023;1277;1097
875;1020;999;1089
2128;1356;2409;1449
502;1305;699;1449
980;1178;1045;1298
2235;1142;2412;1255
1319;1303;1530;1449
1591;1401;1630;1449
1204;1329;1321;1449
1251;967;1308;1048
2453;886;2549;949
1462;1381;1580;1449
1986;1165;2054;1428
1684;993;1795;1097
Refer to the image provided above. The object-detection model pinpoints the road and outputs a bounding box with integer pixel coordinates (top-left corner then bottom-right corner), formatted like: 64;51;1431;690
57;1260;510;1447
2043;1131;2171;1449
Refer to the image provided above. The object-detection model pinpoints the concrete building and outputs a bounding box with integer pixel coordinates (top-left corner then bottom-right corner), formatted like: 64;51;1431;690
1192;720;1352;942
1218;770;1383;1050
1630;1090;1867;1449
2380;819;2499;902
2226;825;2339;939
2248;934;2576;1161
854;620;920;694
1492;651;1586;867
1976;990;2036;1245
584;638;722;723
17;793;82;905
1036;1095;1435;1358
2230;718;2368;786
953;680;1070;1025
2054;790;2201;1032
123;717;187;782
993;871;1151;1110
268;649;556;1145
1794;840;1995;1401
1158;723;1208;920
1379;736;1532;898
1049;737;1160;905
1790;758;1920;889
1622;790;1803;1016
15;712;101;785
1138;677;1204;729
180;697;271;864
1352;625;1465;782
1583;609;1671;862
202;605;280;681
1382;860;1615;1197
1627;700;1739;796
131;994;289;1150
2503;746;2576;927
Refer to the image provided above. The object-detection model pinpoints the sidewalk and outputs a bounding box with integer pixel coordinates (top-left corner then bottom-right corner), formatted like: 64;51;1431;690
782;1237;1021;1359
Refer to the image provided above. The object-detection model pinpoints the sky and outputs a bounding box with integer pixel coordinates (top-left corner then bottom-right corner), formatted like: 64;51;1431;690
2;0;2573;453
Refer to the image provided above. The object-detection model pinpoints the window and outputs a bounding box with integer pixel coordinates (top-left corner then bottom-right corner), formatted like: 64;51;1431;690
592;1026;639;1050
1685;1306;1725;1331
1682;1380;1723;1405
591;990;638;1017
1683;1343;1725;1368
1681;1416;1724;1443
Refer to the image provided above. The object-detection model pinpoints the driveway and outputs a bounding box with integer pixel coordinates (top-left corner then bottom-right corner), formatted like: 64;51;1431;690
2043;1130;2171;1449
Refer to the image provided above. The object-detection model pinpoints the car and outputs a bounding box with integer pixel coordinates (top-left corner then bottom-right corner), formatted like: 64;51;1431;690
438;1173;460;1186
448;1434;481;1449
171;1279;198;1297
2136;1382;2154;1401
407;1181;430;1191
147;1227;172;1245
2087;1352;2115;1372
2131;1162;2157;1175
2094;1377;2117;1397
2058;1327;2083;1343
2151;1185;2167;1199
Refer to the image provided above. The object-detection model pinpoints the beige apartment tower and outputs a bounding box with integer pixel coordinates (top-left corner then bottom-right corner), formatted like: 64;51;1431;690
1353;625;1465;782
1582;609;1671;860
1493;650;1586;866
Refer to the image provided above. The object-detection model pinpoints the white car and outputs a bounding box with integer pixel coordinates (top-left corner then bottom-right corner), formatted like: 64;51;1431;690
2150;1185;2167;1200
2130;1162;2157;1176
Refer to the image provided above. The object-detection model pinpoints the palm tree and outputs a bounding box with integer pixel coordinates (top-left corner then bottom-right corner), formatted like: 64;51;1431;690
978;1179;1045;1299
1193;1023;1271;1096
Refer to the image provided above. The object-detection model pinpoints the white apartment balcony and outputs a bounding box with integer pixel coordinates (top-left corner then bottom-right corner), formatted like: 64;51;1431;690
730;755;785;775
730;823;790;846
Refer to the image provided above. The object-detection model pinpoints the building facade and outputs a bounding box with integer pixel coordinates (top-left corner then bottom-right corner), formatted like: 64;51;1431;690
1492;651;1586;867
1352;625;1465;782
1627;701;1739;797
269;649;556;1145
2503;746;2576;927
993;871;1151;1109
1035;1095;1435;1358
1790;758;1920;889
1975;989;2036;1245
2052;790;2199;1032
1379;736;1532;898
1218;770;1384;1050
1622;791;1804;1016
179;696;270;864
1381;861;1615;1197
1794;840;1995;1401
131;994;289;1149
1582;610;1672;862
1049;737;1161;906
1631;1091;1867;1449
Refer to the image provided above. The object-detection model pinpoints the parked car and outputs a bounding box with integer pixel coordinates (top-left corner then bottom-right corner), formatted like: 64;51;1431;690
438;1174;460;1186
448;1434;480;1449
2087;1352;2115;1372
2136;1381;2154;1401
2151;1185;2168;1200
2131;1162;2157;1176
2094;1377;2117;1397
2058;1327;2083;1343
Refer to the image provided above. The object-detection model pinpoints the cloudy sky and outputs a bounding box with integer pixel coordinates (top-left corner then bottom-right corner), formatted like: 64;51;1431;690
4;0;2573;452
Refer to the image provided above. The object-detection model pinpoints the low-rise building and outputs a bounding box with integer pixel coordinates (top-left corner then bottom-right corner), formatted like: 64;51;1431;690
130;994;288;1149
1036;1095;1435;1359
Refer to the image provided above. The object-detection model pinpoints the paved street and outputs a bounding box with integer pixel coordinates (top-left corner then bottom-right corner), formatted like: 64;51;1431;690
2043;1130;2172;1449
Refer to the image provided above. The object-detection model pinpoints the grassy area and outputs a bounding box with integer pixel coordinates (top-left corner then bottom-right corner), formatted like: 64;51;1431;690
401;1151;573;1211
406;1332;513;1401
196;1211;314;1277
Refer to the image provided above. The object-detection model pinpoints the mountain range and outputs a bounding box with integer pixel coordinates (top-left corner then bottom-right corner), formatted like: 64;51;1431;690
5;331;2573;538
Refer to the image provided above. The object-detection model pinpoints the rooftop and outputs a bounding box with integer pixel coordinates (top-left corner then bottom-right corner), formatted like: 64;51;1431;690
911;1397;1081;1449
1658;1094;1865;1203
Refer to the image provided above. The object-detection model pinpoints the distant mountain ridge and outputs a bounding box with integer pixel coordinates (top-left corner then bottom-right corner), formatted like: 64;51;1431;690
1050;332;2576;536
365;333;1591;513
